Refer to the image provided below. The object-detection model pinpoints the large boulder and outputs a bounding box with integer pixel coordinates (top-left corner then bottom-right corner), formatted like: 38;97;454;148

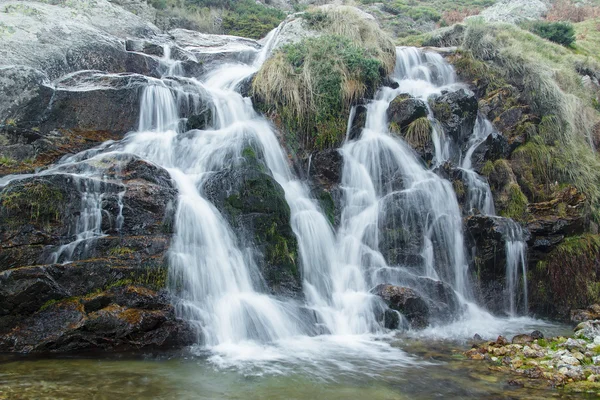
473;0;549;24
202;145;301;297
429;88;478;147
387;94;428;128
373;284;430;329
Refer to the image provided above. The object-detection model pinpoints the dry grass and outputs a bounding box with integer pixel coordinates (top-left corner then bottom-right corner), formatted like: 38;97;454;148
546;0;600;23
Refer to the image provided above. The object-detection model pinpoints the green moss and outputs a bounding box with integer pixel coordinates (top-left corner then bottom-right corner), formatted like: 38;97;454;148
481;160;494;177
108;246;134;257
0;180;64;223
499;183;529;221
317;190;336;226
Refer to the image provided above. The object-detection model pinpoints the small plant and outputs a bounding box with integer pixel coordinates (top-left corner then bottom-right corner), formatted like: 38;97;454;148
528;21;576;47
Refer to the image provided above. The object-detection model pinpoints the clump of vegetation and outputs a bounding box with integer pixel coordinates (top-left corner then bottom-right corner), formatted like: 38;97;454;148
404;117;432;149
500;183;529;221
526;21;576;47
254;7;394;151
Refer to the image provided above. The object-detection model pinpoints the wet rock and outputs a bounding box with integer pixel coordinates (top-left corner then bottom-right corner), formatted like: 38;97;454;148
0;285;195;353
373;284;430;329
378;191;429;269
202;146;301;297
348;105;368;141
469;131;510;173
474;0;549;24
526;187;587;262
464;214;528;313
531;330;544;340
429;88;478;147
387;94;428;128
307;149;343;190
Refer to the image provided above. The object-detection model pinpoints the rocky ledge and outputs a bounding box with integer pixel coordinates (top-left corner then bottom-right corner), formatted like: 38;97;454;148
465;321;600;395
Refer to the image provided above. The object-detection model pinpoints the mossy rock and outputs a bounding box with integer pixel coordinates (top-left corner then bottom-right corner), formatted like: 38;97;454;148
203;146;301;296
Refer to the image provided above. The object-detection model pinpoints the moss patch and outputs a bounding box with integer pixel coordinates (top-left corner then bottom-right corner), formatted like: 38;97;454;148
0;180;64;223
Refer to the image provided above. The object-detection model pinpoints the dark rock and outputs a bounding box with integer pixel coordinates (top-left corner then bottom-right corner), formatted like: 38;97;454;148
378;191;430;270
387;94;428;129
0;285;195;353
373;284;430;329
526;187;587;265
383;309;401;329
530;330;544;340
464;215;529;313
307;149;343;189
348;105;368;141
202;145;301;297
496;335;509;346
473;333;483;342
429;88;478;146
186;108;213;131
236;73;255;98
470;131;510;173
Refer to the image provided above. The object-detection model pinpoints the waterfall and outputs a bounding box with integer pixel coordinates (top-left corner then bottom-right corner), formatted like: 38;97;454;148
502;221;529;316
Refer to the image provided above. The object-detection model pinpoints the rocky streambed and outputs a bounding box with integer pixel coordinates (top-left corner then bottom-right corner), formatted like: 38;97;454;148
466;318;600;396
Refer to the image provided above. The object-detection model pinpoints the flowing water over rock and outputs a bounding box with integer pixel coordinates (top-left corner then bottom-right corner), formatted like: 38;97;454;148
0;28;542;375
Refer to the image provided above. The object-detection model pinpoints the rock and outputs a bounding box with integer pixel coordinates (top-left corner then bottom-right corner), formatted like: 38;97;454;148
531;330;544;340
0;154;177;268
469;131;510;173
473;0;549;24
169;28;261;66
387;94;428;129
512;334;534;345
429;88;478;147
464;215;528;313
378;191;429;269
1;0;159;80
496;335;509;346
565;338;587;351
571;305;600;323
307;149;343;190
473;333;483;342
348;105;368;141
202;144;301;297
373;284;430;329
575;320;600;341
0;285;195;353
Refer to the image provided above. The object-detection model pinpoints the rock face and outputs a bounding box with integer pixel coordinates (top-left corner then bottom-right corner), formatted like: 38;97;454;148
473;0;549;24
429;88;478;148
387;94;428;128
203;145;301;297
0;154;195;352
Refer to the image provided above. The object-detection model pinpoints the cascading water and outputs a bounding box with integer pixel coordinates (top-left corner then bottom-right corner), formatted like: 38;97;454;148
0;26;550;373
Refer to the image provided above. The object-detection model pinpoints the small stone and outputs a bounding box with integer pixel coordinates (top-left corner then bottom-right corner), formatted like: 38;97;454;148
561;356;580;366
593;355;600;364
512;359;524;368
473;333;483;341
573;351;585;361
559;367;569;374
496;335;509;346
491;356;498;362
595;336;600;345
588;374;597;382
